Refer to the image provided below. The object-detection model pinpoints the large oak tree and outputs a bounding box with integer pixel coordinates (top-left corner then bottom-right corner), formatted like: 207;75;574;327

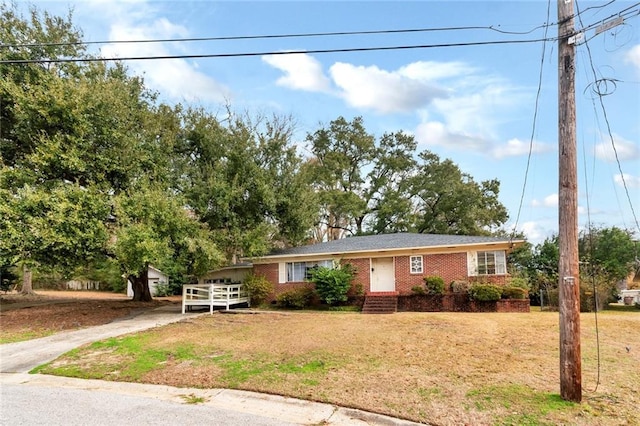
304;116;509;239
181;109;316;262
0;4;222;300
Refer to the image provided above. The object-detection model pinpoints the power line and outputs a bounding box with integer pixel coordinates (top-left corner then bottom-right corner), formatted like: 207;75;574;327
6;2;626;52
577;12;640;237
578;3;640;39
3;3;635;65
1;25;553;49
3;1;626;53
511;0;553;243
0;37;557;65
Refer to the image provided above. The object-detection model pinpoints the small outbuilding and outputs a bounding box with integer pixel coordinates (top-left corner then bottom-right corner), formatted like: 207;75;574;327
126;265;168;298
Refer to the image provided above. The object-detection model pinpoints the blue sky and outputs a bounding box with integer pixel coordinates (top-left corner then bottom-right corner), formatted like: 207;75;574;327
24;1;640;244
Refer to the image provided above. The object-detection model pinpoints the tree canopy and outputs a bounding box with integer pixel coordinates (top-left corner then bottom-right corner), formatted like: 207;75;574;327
514;227;637;310
1;4;519;300
180;109;317;262
0;4;222;300
304;116;509;239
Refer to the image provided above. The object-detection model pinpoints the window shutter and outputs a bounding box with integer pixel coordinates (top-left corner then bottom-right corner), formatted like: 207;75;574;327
278;262;286;284
467;252;478;276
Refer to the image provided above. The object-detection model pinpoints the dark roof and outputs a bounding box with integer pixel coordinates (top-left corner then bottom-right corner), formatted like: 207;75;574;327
264;233;521;258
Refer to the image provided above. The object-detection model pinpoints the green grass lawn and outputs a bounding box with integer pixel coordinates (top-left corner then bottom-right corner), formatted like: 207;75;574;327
35;309;640;426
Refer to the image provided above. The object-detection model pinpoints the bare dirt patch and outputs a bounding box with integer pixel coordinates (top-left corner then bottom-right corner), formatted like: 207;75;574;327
0;290;180;343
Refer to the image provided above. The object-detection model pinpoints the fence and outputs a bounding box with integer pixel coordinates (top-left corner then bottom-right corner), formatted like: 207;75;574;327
65;280;101;290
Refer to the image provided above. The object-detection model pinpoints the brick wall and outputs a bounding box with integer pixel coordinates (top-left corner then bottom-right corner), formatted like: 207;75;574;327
395;252;469;295
398;294;530;313
394;256;423;293
252;263;309;300
254;250;512;301
344;258;370;293
496;299;530;312
253;264;278;286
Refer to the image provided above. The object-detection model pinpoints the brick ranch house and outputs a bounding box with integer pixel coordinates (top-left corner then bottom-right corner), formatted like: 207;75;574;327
249;232;526;311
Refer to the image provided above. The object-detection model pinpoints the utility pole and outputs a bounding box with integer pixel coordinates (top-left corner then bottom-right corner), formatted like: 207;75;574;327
557;0;581;403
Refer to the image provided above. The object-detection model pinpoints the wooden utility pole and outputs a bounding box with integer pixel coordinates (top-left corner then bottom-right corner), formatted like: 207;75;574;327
557;0;581;402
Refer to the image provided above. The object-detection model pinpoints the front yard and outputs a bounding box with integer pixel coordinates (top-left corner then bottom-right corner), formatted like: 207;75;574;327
32;307;640;426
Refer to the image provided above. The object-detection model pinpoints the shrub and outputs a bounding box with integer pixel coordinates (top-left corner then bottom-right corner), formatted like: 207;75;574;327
154;281;173;297
276;287;314;309
468;284;502;302
243;274;274;306
545;288;559;309
411;285;426;295
309;264;354;305
423;276;445;295
509;277;530;290
450;280;470;293
501;286;528;300
349;282;364;297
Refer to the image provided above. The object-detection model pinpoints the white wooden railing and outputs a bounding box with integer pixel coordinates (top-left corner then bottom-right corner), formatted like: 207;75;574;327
182;283;249;314
621;289;640;305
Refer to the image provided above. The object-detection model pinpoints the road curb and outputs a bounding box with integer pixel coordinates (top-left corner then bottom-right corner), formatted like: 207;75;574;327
1;373;424;425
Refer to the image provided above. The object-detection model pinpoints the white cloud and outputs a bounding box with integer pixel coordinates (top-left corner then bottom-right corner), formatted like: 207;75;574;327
263;55;535;156
262;54;332;93
329;62;449;114
491;138;553;159
531;193;558;208
398;61;473;81
429;82;521;139
414;121;490;151
96;4;230;103
410;74;531;154
262;58;462;114
518;221;549;245
624;44;640;72
594;134;640;162
614;174;640;189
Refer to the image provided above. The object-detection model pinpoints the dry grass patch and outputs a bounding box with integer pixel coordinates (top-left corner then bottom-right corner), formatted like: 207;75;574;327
37;310;640;425
0;291;177;343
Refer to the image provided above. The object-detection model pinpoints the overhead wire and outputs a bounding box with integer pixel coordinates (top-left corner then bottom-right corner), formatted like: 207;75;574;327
0;37;560;64
579;55;640;235
2;3;637;65
2;2;633;52
579;3;640;42
507;1;631;243
1;2;637;235
577;45;602;392
572;0;640;395
574;0;618;19
1;24;553;49
510;0;553;244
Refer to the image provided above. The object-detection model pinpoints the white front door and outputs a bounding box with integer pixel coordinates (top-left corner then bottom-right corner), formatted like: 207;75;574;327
370;257;395;292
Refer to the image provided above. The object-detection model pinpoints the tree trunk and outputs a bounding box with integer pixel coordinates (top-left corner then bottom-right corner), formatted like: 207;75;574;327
130;267;152;302
21;264;36;295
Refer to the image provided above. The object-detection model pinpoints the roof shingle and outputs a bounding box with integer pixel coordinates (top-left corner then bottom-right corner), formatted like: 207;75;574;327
265;232;520;257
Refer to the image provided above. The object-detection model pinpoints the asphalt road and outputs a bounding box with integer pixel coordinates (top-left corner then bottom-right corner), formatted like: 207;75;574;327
1;381;294;426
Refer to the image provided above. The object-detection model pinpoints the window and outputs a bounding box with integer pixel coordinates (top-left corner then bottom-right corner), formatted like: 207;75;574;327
286;260;333;282
410;255;423;274
477;251;506;275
